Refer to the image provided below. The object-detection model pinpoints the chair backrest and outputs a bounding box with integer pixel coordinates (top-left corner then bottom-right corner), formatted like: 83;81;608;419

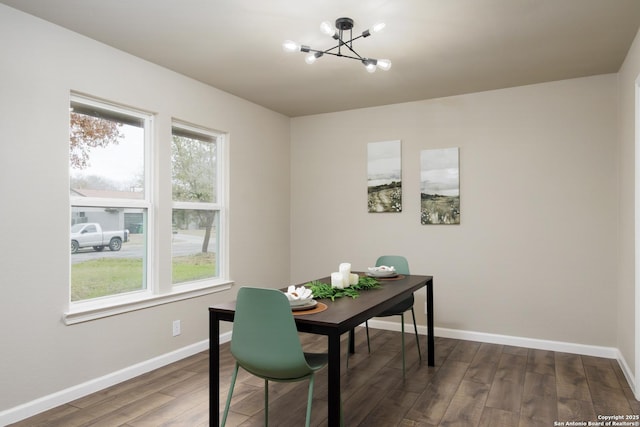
376;255;410;275
231;287;312;380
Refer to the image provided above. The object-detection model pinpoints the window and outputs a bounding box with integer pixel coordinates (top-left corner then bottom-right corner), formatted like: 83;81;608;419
171;122;223;285
69;94;151;303
66;95;229;323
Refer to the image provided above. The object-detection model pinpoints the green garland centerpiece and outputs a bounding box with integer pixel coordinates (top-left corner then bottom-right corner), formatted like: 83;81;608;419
306;276;381;301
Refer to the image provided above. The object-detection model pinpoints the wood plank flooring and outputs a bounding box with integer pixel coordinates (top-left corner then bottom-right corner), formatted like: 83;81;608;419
10;329;640;426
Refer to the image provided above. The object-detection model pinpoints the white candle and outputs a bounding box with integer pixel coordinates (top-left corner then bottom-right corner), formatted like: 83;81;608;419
349;273;359;285
339;263;351;287
331;272;344;289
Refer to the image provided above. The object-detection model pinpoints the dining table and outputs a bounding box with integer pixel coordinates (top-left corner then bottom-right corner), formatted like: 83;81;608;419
209;273;434;426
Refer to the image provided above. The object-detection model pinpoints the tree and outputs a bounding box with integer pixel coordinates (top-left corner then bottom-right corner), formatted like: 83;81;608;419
69;112;122;170
70;174;121;191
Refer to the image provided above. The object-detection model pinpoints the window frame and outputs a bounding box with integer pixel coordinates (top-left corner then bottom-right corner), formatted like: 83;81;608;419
64;95;231;325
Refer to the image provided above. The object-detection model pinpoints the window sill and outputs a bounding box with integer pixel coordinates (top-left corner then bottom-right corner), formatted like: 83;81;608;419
63;280;234;325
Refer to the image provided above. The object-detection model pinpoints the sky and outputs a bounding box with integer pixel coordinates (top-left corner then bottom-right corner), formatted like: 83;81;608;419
367;140;401;185
420;147;459;196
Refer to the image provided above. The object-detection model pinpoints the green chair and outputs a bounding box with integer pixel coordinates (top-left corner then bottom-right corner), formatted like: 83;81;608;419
365;255;422;378
221;287;336;427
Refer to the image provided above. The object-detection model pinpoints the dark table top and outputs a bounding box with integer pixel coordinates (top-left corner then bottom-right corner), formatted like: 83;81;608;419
209;274;433;336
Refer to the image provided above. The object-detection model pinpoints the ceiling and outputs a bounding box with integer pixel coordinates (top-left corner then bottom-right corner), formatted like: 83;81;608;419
3;0;640;117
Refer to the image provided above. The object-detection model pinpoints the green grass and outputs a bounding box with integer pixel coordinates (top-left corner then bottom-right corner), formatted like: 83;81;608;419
71;258;144;301
71;252;217;301
420;194;460;224
172;252;216;284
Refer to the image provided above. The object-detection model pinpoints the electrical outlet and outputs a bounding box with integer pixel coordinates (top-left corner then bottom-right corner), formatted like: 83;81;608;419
172;320;181;337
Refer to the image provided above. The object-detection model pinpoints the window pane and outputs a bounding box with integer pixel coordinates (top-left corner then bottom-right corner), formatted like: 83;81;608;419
171;129;217;203
172;209;218;284
70;103;145;199
71;207;147;301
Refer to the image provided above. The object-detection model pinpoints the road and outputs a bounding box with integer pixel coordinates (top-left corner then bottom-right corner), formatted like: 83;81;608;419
71;233;214;264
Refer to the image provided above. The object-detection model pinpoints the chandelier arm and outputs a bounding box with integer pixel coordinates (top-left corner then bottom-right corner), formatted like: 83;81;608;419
305;46;365;61
336;33;368;58
319;34;366;59
319;43;362;59
340;33;366;45
307;41;362;59
321;51;369;61
338;41;363;59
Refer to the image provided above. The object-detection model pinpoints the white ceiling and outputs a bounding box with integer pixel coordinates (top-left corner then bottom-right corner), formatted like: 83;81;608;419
3;0;640;117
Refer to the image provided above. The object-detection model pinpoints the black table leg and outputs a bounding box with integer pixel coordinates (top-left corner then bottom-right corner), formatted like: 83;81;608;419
348;329;355;354
426;279;434;366
209;312;220;426
327;332;341;426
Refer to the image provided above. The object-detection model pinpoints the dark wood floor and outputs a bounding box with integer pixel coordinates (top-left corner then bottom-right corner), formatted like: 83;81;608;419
10;328;640;426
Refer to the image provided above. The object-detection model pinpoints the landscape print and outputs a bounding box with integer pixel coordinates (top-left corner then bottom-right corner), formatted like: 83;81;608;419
420;147;460;224
367;140;402;213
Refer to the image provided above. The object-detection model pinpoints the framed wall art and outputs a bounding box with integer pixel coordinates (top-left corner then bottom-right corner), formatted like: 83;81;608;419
367;140;402;213
420;147;460;224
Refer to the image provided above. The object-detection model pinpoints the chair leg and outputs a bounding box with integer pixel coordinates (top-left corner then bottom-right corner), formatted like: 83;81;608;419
221;363;240;427
411;307;422;361
264;379;269;427
401;312;406;380
305;374;315;427
346;347;349;369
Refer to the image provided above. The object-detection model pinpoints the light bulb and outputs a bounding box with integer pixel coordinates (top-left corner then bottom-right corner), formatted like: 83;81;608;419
305;53;318;64
320;21;334;36
282;40;299;52
362;58;378;73
372;22;386;33
377;59;392;71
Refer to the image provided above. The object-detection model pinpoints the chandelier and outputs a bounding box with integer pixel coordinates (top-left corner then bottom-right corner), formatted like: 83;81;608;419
282;17;392;73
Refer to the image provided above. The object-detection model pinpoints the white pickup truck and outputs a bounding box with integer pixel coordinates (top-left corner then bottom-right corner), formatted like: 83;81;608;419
70;223;129;254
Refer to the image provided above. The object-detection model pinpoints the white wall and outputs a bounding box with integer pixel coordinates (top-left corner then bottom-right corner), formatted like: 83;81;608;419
290;74;619;347
0;4;290;414
618;28;640;389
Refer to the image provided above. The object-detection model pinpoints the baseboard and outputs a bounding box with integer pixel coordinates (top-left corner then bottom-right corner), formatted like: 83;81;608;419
366;319;634;391
616;348;636;396
365;318;618;358
0;332;232;426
